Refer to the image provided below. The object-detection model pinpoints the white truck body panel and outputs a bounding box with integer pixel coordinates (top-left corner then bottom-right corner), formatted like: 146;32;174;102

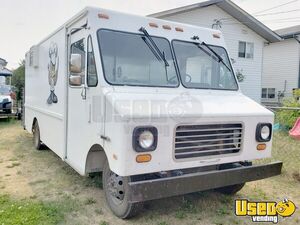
25;7;274;177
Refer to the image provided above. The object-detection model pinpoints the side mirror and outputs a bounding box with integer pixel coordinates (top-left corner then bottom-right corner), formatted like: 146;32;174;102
70;53;82;73
69;75;82;86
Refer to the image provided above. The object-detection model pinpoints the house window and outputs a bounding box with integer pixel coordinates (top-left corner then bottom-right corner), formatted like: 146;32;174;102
238;41;254;59
262;88;276;99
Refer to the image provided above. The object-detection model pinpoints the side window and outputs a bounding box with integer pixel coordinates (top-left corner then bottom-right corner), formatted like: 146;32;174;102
261;88;276;99
238;41;254;59
69;39;86;85
268;88;275;98
87;36;98;87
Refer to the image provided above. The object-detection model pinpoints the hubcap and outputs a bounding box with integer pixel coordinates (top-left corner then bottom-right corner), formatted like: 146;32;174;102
107;172;125;204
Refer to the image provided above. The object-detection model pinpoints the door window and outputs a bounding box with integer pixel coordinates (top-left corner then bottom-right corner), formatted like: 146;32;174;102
69;39;86;85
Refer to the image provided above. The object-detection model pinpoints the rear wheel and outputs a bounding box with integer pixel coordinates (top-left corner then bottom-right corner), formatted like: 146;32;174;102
33;121;42;150
103;159;142;218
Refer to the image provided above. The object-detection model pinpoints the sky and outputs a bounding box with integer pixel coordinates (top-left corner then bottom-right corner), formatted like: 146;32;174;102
1;0;300;69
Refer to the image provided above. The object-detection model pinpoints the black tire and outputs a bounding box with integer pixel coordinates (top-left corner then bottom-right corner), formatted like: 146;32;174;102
216;183;245;195
33;121;42;150
4;109;12;114
103;159;142;219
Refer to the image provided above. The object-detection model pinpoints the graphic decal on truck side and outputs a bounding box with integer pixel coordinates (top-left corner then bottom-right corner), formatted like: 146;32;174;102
47;42;59;104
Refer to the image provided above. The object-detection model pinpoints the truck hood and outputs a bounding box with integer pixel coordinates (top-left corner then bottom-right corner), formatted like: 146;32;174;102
104;88;273;120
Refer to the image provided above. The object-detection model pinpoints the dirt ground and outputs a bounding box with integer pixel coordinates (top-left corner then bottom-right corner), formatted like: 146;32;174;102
0;120;299;225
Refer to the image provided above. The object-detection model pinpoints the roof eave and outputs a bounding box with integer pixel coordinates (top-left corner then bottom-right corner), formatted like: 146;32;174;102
148;0;282;43
216;0;281;43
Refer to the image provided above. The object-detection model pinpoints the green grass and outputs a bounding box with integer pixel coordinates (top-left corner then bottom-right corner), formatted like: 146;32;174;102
157;222;168;225
0;195;78;225
256;131;300;181
84;197;97;205
99;221;109;225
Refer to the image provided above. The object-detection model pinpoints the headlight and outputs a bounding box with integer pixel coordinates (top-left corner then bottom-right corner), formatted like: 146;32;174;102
133;126;158;152
139;130;154;149
256;123;272;142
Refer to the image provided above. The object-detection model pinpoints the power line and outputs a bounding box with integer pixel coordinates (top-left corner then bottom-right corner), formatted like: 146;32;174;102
222;19;300;25
255;8;300;16
261;16;300;21
253;0;299;14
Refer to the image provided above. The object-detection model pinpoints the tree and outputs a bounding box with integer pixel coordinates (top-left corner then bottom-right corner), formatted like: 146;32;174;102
12;60;25;101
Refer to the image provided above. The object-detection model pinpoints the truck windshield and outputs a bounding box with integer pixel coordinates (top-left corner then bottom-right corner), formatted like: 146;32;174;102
97;29;179;87
172;40;238;90
0;85;10;95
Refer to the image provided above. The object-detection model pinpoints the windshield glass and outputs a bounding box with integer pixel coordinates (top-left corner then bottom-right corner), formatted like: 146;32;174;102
0;85;11;95
172;40;238;90
98;29;179;87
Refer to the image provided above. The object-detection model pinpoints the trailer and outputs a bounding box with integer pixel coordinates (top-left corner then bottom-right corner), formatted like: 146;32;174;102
24;7;282;218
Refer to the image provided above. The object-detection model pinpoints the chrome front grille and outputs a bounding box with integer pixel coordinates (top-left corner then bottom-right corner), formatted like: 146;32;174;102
174;123;243;159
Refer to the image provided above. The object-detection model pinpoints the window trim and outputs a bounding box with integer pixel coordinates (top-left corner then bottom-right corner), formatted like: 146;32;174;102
171;39;239;91
97;28;180;88
87;35;98;87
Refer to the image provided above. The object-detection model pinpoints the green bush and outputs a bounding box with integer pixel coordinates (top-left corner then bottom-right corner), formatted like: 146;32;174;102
276;98;300;129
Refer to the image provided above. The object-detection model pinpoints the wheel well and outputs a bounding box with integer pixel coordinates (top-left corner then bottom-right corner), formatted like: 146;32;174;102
85;144;107;174
32;117;38;132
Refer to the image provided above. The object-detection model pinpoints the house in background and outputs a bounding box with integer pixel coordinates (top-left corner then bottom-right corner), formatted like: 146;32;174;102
262;25;300;104
0;58;12;84
149;0;281;103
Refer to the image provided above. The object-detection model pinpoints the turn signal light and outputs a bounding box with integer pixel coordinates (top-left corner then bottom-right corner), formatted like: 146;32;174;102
257;144;266;151
136;154;152;163
213;33;221;38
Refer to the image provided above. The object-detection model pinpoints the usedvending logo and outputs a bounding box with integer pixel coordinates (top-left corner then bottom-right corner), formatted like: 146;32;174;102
47;42;59;104
235;199;296;223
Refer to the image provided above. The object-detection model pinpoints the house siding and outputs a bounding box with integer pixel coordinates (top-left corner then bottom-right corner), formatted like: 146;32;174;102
157;5;267;102
262;39;300;102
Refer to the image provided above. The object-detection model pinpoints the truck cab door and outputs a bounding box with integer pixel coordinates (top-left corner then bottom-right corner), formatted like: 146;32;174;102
66;27;101;168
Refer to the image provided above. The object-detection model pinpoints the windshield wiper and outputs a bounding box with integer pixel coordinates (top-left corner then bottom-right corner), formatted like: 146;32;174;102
200;41;231;72
139;27;169;67
141;36;162;62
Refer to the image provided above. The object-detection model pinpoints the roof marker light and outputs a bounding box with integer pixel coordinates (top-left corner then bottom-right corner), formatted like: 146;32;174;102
213;33;221;38
149;22;158;28
162;25;171;30
98;13;109;19
175;27;184;32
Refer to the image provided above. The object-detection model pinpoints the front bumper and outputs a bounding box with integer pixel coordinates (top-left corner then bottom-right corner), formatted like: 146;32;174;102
0;102;12;110
128;161;282;203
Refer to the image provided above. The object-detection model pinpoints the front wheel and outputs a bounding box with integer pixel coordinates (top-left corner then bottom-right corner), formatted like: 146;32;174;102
216;183;245;195
4;109;12;114
215;162;248;195
103;160;142;218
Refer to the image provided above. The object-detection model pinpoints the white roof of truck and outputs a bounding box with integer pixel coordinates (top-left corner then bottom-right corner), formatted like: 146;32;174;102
30;6;228;51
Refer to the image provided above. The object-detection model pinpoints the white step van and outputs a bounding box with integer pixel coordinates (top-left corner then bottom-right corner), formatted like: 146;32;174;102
24;7;282;218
